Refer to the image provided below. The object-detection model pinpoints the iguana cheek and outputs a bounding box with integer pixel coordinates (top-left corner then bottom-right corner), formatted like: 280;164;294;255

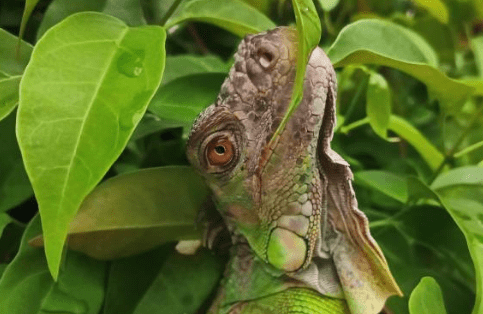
267;228;307;272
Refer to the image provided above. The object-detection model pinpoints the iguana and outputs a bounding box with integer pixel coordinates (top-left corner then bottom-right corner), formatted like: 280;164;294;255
186;27;402;314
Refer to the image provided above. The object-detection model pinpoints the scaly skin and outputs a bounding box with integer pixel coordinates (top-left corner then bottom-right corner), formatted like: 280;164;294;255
187;27;402;314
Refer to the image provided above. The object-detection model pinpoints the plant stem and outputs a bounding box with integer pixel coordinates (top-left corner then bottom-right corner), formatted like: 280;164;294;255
342;75;369;124
160;0;183;26
323;11;336;37
340;117;370;134
454;139;483;158
430;103;483;183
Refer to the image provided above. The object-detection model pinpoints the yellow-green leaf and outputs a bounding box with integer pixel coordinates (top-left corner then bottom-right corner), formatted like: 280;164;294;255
29;167;208;260
388;115;444;171
409;277;448;314
327;19;474;108
270;0;321;143
165;0;276;37
411;0;449;24
366;72;391;139
17;12;166;279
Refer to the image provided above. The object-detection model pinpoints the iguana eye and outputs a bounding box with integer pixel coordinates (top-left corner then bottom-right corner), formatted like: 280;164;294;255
206;136;234;166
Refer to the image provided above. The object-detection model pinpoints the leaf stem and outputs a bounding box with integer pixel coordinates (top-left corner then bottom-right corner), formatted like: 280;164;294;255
340;117;370;134
323;11;336;37
160;0;184;26
454;139;483;158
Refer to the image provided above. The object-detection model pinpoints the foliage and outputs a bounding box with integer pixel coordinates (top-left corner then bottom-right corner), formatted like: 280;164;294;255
0;0;482;313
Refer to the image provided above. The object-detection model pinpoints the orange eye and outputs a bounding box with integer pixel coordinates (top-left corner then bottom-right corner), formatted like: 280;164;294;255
206;136;234;166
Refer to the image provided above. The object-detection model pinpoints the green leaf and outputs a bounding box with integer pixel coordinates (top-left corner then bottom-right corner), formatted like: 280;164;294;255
270;0;321;144
165;0;276;37
0;76;21;121
29;167;209;260
431;166;483;314
471;36;483;78
409;277;448;314
19;0;41;42
149;73;226;127
431;166;483;190
162;54;229;85
17;12;166;279
0;214;10;239
475;0;483;19
0;112;33;213
435;196;483;314
327;19;474;106
366;72;391;139
388;115;444;171
0;215;106;314
355;170;408;203
411;0;449;24
0;264;6;278
317;0;340;11
133;249;224;314
36;0;106;41
0;29;33;121
103;244;173;314
37;0;146;40
102;0;146;26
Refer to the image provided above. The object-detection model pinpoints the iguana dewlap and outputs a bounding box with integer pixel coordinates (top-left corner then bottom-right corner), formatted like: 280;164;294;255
187;27;402;314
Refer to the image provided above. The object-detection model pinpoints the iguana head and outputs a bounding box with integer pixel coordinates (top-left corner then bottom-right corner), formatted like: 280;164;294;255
187;27;334;272
187;27;402;314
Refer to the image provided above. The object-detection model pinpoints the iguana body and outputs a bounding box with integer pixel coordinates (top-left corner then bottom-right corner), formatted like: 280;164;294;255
187;27;402;314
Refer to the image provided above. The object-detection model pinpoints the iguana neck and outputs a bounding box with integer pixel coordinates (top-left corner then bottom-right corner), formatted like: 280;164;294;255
208;239;304;313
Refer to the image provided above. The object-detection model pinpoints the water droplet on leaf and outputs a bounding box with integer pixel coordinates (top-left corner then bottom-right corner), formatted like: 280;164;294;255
117;50;145;78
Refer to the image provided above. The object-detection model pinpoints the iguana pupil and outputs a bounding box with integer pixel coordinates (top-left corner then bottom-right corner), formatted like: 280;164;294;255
214;145;225;154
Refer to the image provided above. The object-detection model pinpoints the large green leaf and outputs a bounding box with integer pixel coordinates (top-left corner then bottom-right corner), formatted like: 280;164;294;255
103;244;173;314
165;0;276;37
431;166;483;314
36;0;105;40
102;0;146;26
388;115;444;171
133;249;224;314
317;0;340;11
409;277;448;314
366;72;391;139
369;204;474;314
0;214;10;239
36;0;146;41
17;12;166;279
162;55;229;85
354;170;408;203
431;166;483;190
327;19;474;105
29;167;209;260
0;112;33;213
149;73;226;127
0;215;106;314
411;0;449;24
0;29;33;121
